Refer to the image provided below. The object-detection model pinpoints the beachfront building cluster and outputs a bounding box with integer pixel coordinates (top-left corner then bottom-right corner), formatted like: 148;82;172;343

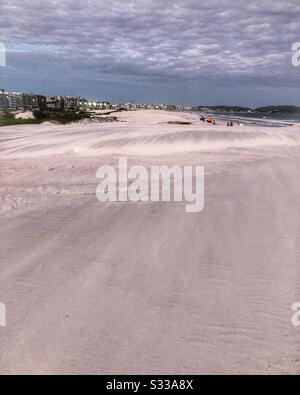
0;89;43;111
78;98;112;110
117;103;192;111
0;89;84;112
0;89;114;112
0;88;191;113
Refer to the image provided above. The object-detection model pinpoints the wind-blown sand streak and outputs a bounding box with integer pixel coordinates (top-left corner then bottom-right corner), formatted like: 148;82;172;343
1;111;300;158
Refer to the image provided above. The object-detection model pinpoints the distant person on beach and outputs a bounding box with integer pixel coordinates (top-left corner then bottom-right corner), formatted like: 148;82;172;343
206;117;216;125
200;115;205;122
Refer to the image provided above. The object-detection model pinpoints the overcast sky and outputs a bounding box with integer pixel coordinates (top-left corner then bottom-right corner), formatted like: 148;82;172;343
0;0;300;106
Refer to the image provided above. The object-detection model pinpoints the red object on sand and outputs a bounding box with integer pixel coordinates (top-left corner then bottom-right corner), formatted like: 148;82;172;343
206;118;214;123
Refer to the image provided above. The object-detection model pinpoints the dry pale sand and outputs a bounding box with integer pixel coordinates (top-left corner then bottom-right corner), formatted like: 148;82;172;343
0;110;300;374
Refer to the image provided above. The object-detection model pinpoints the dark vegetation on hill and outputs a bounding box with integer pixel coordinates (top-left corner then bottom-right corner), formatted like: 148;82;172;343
0;110;92;127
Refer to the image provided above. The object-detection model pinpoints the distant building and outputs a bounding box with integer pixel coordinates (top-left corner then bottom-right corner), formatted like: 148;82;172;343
8;93;17;110
78;98;112;110
100;101;112;110
78;98;87;109
9;92;39;110
0;89;9;110
46;96;65;110
63;96;78;110
35;95;47;110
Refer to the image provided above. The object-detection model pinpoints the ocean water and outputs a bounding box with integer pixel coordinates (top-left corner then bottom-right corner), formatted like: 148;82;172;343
198;111;300;127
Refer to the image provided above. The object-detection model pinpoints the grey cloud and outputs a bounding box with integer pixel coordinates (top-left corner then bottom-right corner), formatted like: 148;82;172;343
1;0;300;104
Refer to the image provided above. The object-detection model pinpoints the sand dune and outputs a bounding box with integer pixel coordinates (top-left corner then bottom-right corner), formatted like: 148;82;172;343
1;110;300;374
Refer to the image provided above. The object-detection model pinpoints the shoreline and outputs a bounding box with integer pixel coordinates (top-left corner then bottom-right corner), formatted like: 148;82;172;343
2;107;300;129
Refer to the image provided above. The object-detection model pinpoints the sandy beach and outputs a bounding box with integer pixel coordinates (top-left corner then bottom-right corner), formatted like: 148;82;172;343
1;110;300;374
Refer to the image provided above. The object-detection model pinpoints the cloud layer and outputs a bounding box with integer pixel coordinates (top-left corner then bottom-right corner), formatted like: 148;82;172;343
1;0;300;105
